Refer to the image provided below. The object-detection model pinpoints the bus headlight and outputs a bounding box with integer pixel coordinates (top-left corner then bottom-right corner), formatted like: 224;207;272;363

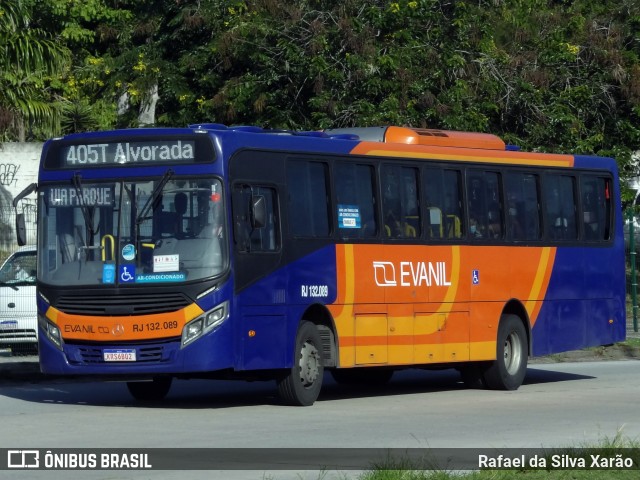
39;315;64;351
183;319;203;344
181;301;228;348
206;304;227;327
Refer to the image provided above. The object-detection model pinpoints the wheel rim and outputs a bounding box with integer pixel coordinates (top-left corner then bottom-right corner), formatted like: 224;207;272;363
298;340;320;387
503;331;522;375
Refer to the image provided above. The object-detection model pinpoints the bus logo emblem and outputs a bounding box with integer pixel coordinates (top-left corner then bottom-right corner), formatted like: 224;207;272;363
373;260;452;287
373;262;397;287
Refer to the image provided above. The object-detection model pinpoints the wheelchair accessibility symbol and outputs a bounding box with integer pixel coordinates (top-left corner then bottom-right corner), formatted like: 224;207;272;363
472;269;480;285
119;265;136;283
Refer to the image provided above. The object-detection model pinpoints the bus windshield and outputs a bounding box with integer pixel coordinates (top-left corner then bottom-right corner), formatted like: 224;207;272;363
38;176;226;286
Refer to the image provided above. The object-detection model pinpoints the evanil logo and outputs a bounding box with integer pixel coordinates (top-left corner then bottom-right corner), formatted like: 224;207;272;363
373;261;451;287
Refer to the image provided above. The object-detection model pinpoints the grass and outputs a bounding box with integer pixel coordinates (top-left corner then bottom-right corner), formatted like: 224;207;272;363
358;434;640;480
619;337;640;347
361;470;640;480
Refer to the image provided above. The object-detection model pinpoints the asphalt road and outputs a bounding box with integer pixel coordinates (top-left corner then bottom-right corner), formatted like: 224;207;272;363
0;358;639;479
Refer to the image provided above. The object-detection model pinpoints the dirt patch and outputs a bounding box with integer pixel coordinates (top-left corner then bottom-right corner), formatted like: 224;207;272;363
531;341;640;364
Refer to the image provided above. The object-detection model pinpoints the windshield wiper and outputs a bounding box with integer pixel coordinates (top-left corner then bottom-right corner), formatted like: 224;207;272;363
135;169;174;225
72;173;97;237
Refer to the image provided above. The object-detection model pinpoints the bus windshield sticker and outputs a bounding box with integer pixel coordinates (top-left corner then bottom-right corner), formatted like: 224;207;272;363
153;254;180;273
122;244;136;261
119;265;136;283
136;272;186;283
102;264;116;284
338;204;361;229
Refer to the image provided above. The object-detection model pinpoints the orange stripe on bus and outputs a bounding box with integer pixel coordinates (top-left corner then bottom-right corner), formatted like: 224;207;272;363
46;303;204;342
526;247;556;325
341;332;473;348
350;142;574;167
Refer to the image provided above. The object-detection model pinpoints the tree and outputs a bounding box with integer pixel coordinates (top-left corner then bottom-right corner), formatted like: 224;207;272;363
3;0;639;196
0;0;70;141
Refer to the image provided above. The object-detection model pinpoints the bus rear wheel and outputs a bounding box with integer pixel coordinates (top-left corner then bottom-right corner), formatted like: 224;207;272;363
126;376;172;402
277;321;324;406
484;315;528;390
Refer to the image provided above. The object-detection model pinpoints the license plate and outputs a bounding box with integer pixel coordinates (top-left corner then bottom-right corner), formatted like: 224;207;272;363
103;349;136;362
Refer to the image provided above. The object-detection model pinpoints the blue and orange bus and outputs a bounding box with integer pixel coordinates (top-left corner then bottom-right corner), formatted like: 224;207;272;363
13;124;625;405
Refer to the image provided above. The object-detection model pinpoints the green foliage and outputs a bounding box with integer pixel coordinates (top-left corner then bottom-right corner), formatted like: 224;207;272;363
0;0;70;140
1;0;639;189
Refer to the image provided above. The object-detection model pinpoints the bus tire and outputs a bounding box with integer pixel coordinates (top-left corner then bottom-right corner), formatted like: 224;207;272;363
331;368;394;385
483;315;528;390
277;321;324;406
126;376;172;402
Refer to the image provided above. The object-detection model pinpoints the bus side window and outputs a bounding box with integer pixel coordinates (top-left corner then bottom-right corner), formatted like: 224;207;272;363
505;172;540;241
335;162;377;238
287;161;330;237
251;188;278;250
424;167;463;240
543;174;577;241
232;186;251;252
232;185;279;252
381;165;420;239
580;175;612;241
582;181;598;240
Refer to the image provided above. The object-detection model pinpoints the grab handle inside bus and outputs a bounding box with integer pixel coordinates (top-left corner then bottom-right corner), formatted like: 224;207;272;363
101;235;115;261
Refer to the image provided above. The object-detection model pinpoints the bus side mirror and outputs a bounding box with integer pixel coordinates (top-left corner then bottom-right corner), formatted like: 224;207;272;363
13;182;37;246
13;183;37;208
16;213;27;246
251;195;266;229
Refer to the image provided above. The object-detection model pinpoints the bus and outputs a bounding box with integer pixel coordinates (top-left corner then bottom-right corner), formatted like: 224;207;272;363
13;124;625;406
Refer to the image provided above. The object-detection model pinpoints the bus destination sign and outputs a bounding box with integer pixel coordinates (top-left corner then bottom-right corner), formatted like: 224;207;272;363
48;185;115;207
61;140;195;166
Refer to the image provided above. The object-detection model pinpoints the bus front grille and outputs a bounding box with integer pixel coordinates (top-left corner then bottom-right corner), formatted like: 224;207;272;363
55;293;191;316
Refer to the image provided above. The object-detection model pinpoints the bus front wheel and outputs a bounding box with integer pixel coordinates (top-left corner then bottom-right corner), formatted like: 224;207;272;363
484;315;528;390
126;376;172;402
277;321;324;406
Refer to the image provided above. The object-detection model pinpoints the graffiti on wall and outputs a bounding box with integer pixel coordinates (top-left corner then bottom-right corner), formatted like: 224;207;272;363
0;162;20;187
0;143;42;251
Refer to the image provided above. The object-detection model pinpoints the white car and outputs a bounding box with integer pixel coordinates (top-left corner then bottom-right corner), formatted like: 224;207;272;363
0;246;37;352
